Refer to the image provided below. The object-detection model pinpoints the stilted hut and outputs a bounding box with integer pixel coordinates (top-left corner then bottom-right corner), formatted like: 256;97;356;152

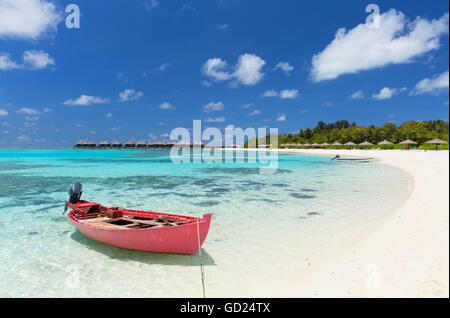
112;141;123;149
124;140;136;149
87;141;97;149
136;140;147;149
74;140;87;149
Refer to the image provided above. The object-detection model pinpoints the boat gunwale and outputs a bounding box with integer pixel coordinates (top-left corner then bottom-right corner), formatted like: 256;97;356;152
68;208;205;232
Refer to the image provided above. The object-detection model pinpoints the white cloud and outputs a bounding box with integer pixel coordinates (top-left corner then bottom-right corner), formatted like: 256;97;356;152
350;90;365;99
63;95;110;106
0;53;20;70
216;24;229;30
372;87;406;100
202;54;266;86
322;101;335;107
22;50;54;69
111;126;120;131
204;117;226;122
16;107;41;115
148;133;157;140
276;115;286;122
262;89;298;99
202;80;212;87
280;89;299;99
261;90;278;97
106;113;112;117
410;70;449;95
275;62;294;75
25;116;39;121
0;50;54;70
311;10;449;82
241;103;254;108
159;102;175;110
144;0;159;10
156;63;170;71
118;89;144;102
17;134;30;141
0;109;8;116
203;101;224;112
43;107;52;112
0;0;62;40
225;124;235;129
249;109;261;116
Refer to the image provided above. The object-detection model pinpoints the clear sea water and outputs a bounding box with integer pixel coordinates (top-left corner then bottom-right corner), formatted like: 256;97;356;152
0;149;412;297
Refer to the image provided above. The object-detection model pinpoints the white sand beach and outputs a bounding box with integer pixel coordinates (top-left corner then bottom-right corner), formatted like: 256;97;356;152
260;149;449;297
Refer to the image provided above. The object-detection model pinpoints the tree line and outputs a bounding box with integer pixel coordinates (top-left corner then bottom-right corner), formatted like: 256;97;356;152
245;120;449;148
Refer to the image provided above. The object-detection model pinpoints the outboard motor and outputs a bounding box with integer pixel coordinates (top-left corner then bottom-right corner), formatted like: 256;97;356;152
63;182;83;215
69;182;83;203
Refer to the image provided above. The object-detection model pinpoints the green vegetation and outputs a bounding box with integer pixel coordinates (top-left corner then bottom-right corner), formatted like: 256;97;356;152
245;120;449;150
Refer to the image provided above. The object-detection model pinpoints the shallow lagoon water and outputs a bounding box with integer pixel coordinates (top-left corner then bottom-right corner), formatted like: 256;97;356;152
0;149;412;297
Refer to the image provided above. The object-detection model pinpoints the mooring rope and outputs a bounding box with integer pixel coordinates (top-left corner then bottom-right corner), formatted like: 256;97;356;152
196;220;206;298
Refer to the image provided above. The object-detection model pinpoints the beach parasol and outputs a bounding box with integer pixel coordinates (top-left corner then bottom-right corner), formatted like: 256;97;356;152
378;140;393;149
427;138;447;150
399;139;417;145
321;143;330;147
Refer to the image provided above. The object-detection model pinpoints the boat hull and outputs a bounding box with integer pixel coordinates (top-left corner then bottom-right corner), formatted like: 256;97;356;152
68;205;211;255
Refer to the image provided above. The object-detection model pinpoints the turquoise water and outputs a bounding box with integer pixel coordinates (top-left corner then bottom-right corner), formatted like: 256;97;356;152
0;149;412;297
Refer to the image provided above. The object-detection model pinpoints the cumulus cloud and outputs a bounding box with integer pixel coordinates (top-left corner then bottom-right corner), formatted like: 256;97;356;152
118;89;144;102
261;90;278;97
0;53;20;70
0;109;8;116
249;109;261;116
311;10;449;82
0;50;54;70
276;115;286;122
22;50;54;69
204;117;226;122
261;89;299;99
372;87;406;100
203;101;224;112
202;54;266;86
275;62;294;75
16;107;41;115
410;70;449;95
63;95;110;106
159;102;175;109
350;90;365;99
0;0;62;40
279;89;299;99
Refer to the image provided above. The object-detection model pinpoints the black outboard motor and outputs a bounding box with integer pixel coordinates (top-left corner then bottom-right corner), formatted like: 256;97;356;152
69;182;83;203
63;183;83;215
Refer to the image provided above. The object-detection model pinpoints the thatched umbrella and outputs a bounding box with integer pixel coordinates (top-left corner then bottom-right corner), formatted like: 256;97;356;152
311;143;320;148
332;141;342;149
87;141;96;148
112;141;123;148
296;143;304;147
136;140;147;148
344;141;356;149
427;138;447;150
321;142;330;148
378;140;393;149
304;143;311;147
399;139;417;150
400;139;417;145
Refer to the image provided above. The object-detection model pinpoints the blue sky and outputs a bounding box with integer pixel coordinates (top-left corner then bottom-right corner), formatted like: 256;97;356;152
0;0;449;147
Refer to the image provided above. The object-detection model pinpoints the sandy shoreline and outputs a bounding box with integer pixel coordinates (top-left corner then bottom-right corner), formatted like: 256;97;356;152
251;149;448;297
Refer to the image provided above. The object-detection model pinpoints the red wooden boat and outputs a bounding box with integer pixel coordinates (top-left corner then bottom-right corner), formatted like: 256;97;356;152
64;184;211;255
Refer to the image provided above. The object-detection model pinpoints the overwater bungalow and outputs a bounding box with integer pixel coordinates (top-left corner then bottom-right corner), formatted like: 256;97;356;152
124;140;136;149
136;140;147;149
112;141;123;149
87;141;97;149
98;141;111;149
74;140;87;149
